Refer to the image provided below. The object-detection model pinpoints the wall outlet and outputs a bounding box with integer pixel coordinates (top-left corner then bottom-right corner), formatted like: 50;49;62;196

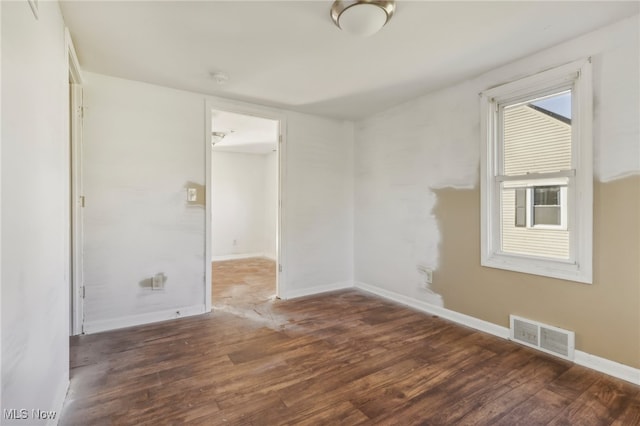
152;273;164;290
187;188;197;202
425;269;433;284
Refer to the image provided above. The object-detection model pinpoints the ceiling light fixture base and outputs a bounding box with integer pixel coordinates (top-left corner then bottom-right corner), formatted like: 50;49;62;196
330;0;395;37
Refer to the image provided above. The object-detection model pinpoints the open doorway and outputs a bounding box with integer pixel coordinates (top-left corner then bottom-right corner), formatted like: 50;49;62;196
208;108;282;314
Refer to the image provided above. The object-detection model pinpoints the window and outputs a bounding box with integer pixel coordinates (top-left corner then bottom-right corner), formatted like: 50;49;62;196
480;59;593;283
532;185;563;227
514;185;567;229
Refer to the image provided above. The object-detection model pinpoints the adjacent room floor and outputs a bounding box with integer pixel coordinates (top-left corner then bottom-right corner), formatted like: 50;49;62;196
211;257;277;317
60;275;640;424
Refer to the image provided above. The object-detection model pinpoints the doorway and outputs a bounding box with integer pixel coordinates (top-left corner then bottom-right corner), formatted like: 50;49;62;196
206;105;284;315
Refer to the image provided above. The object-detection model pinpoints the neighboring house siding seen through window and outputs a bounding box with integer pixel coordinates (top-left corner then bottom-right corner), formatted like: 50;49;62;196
480;59;593;283
501;100;571;259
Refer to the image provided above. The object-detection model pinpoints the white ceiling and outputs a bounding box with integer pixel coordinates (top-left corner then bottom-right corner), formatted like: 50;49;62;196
59;1;639;120
211;110;279;155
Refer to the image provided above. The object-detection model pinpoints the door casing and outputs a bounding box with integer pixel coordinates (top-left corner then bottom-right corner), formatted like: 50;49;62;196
204;99;287;311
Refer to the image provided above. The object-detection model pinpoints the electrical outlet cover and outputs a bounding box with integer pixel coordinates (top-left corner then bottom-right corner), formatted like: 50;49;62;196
152;273;163;290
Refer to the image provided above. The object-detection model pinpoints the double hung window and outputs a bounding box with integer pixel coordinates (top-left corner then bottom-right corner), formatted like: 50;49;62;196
480;60;593;283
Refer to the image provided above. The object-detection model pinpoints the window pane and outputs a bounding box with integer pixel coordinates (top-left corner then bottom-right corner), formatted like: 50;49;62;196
533;206;561;226
501;184;569;259
534;186;560;206
515;188;526;227
503;91;572;176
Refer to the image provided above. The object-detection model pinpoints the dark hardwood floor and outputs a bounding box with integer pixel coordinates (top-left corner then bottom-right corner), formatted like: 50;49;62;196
60;258;640;425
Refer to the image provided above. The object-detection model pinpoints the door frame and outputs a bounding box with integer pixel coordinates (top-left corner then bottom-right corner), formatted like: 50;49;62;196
67;28;84;335
204;99;287;312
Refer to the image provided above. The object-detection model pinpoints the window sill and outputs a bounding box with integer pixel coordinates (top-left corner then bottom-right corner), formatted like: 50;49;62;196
481;252;592;284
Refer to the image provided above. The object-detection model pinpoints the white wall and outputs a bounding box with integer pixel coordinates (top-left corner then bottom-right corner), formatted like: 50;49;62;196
264;151;278;261
211;151;268;258
81;73;354;328
354;16;639;301
81;72;207;332
1;1;70;423
283;114;354;297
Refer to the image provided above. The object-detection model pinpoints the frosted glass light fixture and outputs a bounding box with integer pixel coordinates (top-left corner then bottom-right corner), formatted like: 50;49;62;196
331;0;396;37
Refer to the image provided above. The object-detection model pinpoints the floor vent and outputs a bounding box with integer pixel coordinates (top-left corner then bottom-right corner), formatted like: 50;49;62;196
510;315;575;361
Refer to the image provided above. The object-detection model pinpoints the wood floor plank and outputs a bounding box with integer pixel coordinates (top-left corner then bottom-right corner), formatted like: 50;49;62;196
58;258;640;425
548;378;637;426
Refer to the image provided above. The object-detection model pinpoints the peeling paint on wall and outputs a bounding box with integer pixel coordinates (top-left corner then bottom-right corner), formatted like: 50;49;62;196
592;33;640;183
354;82;481;306
355;16;639;368
432;178;640;368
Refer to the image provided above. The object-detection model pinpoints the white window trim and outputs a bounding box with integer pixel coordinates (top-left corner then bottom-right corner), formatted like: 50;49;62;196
480;59;593;284
528;184;567;230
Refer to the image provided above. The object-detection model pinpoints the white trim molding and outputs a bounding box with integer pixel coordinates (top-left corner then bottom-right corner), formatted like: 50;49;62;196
574;351;640;385
211;252;267;262
48;377;70;426
480;58;593;284
65;28;83;84
204;100;213;313
83;304;206;334
205;97;287;310
279;281;354;300
354;282;639;385
355;282;509;339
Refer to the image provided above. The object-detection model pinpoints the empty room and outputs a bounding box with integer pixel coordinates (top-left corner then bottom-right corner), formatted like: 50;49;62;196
1;1;639;425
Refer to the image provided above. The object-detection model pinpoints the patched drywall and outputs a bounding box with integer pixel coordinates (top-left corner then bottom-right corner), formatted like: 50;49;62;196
354;16;639;367
433;177;640;368
355;81;478;306
593;37;640;182
2;1;70;422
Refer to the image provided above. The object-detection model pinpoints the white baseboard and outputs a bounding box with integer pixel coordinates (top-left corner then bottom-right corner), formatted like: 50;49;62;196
354;281;639;385
49;376;69;426
84;304;206;334
574;351;640;385
281;281;354;300
211;252;266;261
355;282;509;339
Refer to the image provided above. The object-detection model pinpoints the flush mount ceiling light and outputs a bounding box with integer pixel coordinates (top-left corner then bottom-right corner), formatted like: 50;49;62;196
330;0;395;37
